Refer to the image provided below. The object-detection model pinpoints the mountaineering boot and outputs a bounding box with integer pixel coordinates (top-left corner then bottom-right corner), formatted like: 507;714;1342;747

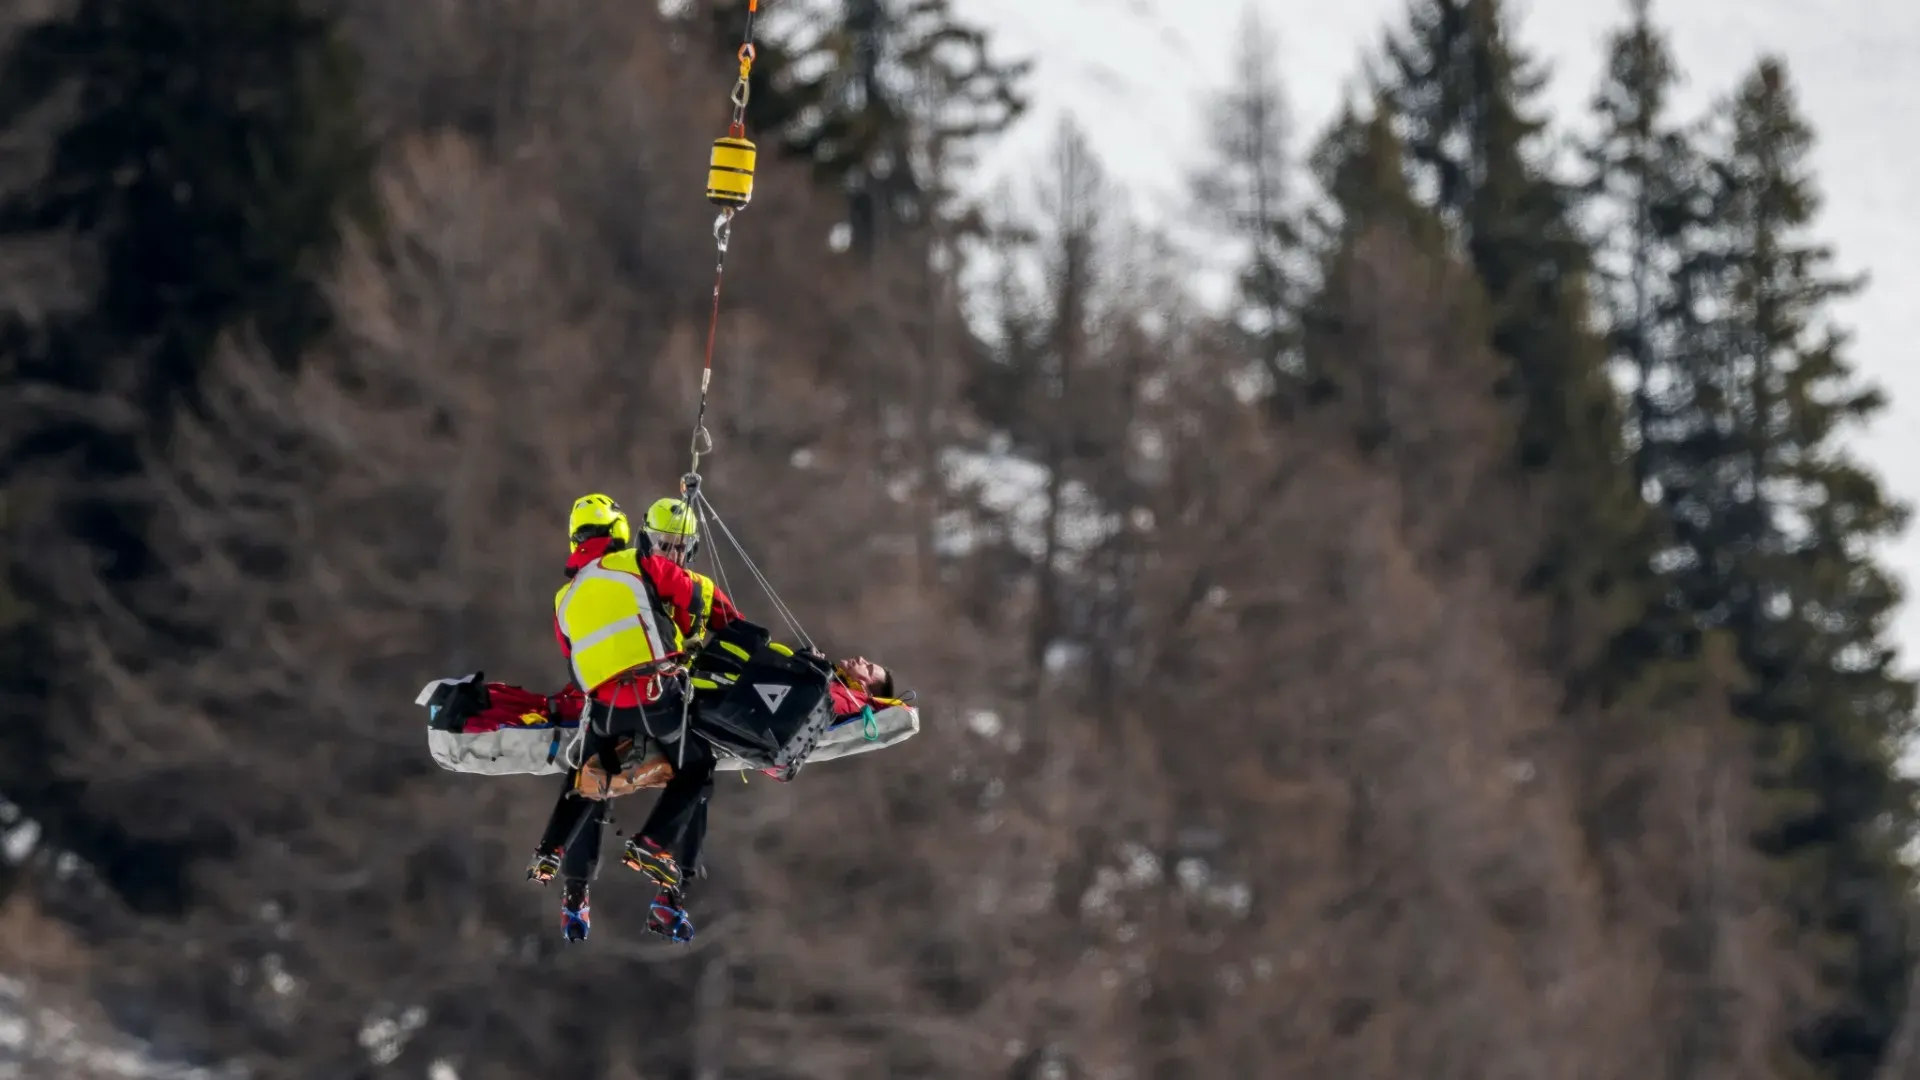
560;880;590;943
645;890;695;944
526;847;562;884
622;836;682;891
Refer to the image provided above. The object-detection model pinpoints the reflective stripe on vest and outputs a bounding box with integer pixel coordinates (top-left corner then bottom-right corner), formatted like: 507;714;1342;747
555;559;675;693
687;572;713;641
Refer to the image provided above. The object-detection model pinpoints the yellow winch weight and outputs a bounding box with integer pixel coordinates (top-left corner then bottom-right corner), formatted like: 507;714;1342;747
707;136;756;210
687;13;759;489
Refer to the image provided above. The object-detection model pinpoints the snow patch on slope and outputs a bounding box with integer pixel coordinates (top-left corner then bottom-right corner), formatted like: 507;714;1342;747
936;443;1119;566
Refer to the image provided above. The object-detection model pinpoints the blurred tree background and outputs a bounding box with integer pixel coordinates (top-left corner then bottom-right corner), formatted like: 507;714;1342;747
0;0;1913;1077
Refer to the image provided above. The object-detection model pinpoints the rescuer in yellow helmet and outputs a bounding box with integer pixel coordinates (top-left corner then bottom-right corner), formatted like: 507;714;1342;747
530;493;738;944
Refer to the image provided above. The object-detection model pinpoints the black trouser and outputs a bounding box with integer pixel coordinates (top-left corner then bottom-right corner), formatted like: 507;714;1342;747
537;768;606;884
532;693;714;886
639;735;715;878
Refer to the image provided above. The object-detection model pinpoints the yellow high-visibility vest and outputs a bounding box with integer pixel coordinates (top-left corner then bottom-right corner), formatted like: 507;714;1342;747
553;550;679;693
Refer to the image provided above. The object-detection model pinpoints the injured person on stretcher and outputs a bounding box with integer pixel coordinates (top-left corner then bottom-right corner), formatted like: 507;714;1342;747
566;651;906;797
416;626;918;945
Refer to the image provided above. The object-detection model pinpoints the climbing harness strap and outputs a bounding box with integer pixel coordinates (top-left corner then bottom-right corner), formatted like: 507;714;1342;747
559;658;686;771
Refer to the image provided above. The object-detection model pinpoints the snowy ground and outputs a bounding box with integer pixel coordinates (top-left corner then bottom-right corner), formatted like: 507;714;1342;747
0;974;230;1080
949;0;1920;682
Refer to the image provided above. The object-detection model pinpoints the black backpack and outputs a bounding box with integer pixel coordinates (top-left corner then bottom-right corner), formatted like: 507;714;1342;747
423;672;492;732
688;619;835;773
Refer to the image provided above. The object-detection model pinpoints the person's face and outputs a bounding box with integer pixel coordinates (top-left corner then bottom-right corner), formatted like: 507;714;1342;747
839;657;886;689
650;531;691;560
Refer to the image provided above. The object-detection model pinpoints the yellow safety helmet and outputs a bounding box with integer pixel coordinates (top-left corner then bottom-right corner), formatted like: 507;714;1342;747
643;497;699;560
568;493;632;554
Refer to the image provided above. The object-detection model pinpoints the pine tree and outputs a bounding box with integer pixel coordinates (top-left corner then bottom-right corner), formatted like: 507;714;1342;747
1300;94;1459;451
1669;56;1918;1079
1580;15;1920;1071
1578;0;1713;494
0;0;369;408
1379;0;1591;466
1189;5;1312;399
0;0;370;913
1310;96;1446;260
1370;0;1661;690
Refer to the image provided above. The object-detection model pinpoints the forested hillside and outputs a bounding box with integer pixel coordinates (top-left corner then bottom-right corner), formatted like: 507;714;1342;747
0;0;1915;1077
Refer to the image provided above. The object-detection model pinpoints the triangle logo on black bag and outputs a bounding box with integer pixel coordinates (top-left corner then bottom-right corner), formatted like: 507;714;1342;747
755;683;790;712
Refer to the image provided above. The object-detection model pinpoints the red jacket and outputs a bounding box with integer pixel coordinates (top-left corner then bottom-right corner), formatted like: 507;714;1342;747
829;679;882;718
555;536;742;706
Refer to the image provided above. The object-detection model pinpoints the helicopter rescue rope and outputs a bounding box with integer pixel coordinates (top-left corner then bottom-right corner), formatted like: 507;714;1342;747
679;0;812;648
663;1;839;766
684;0;760;490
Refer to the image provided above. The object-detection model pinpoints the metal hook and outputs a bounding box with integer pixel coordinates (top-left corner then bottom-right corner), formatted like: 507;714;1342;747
713;210;733;251
690;425;713;457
